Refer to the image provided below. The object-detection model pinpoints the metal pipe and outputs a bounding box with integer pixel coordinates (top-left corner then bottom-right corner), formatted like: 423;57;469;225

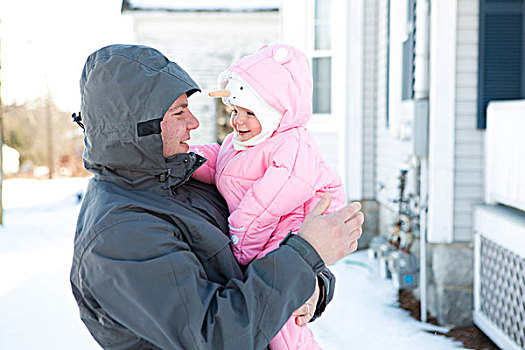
419;159;428;323
414;0;430;323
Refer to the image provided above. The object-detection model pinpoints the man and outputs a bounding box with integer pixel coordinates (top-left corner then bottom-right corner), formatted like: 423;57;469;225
70;44;363;350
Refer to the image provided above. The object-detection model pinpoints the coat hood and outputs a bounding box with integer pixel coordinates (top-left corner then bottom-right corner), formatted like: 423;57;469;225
80;44;202;188
221;44;313;134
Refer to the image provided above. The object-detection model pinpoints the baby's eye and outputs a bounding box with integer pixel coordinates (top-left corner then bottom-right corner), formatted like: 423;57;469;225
247;111;255;116
231;109;238;115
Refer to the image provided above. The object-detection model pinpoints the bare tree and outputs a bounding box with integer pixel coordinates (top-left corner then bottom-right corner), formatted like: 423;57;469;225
3;98;85;178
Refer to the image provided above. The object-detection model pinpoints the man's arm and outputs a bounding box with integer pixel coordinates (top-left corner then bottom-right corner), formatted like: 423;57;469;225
79;220;322;349
79;196;362;349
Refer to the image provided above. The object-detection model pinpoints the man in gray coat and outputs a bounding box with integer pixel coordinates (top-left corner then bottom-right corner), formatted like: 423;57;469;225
70;44;363;350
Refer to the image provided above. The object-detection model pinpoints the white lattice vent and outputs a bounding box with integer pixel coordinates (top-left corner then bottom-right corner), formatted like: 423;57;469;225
480;236;525;348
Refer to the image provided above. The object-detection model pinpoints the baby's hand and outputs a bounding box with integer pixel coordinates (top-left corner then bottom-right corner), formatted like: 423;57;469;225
292;282;319;326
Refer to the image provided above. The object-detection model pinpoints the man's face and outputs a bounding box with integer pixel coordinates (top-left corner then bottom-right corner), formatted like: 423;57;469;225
160;93;199;157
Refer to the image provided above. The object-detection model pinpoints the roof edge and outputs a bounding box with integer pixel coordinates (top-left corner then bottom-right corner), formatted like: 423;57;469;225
121;0;279;14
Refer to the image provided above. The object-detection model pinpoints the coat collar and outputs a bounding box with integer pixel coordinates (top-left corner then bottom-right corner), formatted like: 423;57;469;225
86;152;207;194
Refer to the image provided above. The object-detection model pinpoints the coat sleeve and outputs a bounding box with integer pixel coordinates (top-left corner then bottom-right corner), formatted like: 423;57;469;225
228;134;319;265
79;219;319;350
311;267;336;322
190;143;220;184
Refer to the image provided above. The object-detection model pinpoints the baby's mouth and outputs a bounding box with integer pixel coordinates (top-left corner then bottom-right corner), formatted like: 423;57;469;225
237;130;250;135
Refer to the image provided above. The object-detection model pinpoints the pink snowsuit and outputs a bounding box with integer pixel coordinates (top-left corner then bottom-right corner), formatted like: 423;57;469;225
190;44;346;350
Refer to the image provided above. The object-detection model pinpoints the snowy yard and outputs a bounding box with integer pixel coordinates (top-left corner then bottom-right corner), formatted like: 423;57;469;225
0;178;466;349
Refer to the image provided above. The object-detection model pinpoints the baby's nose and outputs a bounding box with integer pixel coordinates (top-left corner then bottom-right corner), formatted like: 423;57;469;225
235;114;245;124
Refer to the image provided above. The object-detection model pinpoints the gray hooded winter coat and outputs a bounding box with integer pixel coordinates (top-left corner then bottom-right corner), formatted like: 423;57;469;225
70;44;333;350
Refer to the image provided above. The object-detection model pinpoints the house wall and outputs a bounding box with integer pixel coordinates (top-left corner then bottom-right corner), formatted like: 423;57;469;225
126;11;280;144
428;0;483;244
376;0;415;212
454;0;484;242
376;0;482;326
282;0;484;326
426;0;482;326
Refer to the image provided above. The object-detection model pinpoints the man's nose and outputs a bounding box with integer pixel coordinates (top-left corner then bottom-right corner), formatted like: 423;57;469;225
187;111;199;129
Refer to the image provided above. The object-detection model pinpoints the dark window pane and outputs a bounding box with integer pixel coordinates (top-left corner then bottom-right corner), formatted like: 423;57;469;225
478;0;524;129
313;57;332;114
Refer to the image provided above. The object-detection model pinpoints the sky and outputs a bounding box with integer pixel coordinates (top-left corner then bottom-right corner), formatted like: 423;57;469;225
0;177;466;349
0;0;133;112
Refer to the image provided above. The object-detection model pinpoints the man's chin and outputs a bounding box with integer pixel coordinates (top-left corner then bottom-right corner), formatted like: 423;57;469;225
178;143;190;154
163;144;189;157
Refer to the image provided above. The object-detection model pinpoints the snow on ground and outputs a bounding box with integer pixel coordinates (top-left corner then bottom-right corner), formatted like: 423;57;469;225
311;255;465;349
0;178;466;349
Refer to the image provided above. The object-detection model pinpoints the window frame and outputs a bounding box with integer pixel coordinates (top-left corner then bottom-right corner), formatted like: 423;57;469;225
310;0;333;119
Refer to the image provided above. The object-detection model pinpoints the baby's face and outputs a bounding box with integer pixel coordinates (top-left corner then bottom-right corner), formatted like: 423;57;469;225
230;105;262;142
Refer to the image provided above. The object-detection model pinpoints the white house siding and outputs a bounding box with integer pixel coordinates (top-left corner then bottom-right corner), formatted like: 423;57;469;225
127;11;280;145
376;0;414;209
372;0;392;203
362;0;378;200
454;0;484;241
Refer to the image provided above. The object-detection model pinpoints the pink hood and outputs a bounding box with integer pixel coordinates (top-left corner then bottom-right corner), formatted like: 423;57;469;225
223;44;313;134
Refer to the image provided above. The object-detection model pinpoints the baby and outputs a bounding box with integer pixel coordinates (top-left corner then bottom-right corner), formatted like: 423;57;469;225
191;44;346;350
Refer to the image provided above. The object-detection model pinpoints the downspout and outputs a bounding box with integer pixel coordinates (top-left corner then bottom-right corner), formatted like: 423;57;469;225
386;0;391;128
413;0;430;323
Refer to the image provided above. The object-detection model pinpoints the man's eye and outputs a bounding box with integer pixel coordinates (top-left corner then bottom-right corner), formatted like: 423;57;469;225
173;110;183;115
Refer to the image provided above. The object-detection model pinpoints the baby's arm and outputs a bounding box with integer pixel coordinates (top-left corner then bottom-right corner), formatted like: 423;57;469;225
189;144;220;184
229;136;317;265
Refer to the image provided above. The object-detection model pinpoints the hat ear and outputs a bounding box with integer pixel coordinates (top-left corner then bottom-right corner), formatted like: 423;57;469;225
273;46;289;62
217;71;232;89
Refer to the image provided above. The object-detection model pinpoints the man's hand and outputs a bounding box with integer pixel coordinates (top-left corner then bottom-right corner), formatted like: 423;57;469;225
292;281;319;326
298;194;364;266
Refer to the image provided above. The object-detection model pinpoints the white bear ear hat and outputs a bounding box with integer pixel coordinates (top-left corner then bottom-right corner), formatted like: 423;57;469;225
209;69;283;151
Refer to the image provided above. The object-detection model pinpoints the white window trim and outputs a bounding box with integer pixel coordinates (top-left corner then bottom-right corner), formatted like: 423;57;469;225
305;0;353;196
343;0;364;200
427;0;457;243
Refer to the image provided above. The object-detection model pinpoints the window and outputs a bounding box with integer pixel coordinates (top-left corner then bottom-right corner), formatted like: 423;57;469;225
312;0;332;114
314;0;331;50
478;0;525;129
313;57;332;114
